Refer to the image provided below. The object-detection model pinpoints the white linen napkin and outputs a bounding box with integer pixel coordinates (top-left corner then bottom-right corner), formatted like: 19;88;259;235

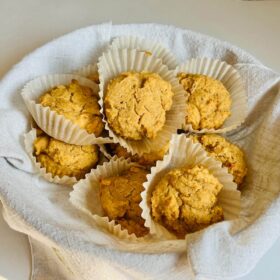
0;22;280;280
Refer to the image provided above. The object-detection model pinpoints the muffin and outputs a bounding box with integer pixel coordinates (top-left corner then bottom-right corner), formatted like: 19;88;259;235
39;79;104;136
104;72;174;140
108;142;169;168
177;73;231;130
99;166;149;237
34;130;99;180
190;134;247;186
151;165;224;238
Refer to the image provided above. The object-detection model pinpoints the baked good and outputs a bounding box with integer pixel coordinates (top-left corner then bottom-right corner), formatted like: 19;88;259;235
34;130;99;180
177;73;231;130
151;165;223;238
104;72;174;140
39;79;104;135
190;134;247;186
99;166;149;237
108;142;169;168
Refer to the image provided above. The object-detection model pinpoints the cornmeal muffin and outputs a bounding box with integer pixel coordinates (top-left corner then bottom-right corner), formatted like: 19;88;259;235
177;73;231;130
190;134;247;186
151;165;224;238
39;79;104;135
99;166;149;237
108;143;169;168
104;72;174;140
34;130;99;180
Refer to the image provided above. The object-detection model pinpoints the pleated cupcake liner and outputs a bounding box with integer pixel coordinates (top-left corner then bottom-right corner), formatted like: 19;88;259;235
140;134;241;239
98;48;186;156
176;57;247;133
21;74;113;145
74;64;99;83
69;157;151;241
110;35;178;69
24;129;78;186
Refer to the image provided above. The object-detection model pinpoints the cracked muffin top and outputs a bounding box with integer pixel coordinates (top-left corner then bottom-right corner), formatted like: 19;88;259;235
108;142;169;168
177;73;231;130
151;165;224;238
34;130;99;180
104;72;174;140
39;79;104;136
190;134;247;186
99;166;149;237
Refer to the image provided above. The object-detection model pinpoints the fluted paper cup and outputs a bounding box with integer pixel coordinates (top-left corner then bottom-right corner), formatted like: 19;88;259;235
98;144;112;160
176;57;247;133
74;64;99;83
110;36;178;69
21;74;113;145
98;48;186;156
69;157;150;241
140;134;241;239
24;129;77;186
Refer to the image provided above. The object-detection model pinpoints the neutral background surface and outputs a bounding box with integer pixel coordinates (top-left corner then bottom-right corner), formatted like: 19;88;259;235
0;0;279;279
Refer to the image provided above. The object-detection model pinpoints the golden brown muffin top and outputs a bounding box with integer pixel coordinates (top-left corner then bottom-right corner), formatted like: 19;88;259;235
151;165;224;238
109;142;169;168
104;72;174;140
39;79;104;136
99;166;149;237
190;134;247;186
177;73;231;130
34;130;99;180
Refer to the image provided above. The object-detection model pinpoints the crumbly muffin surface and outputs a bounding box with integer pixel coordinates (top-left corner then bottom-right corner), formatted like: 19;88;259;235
34;131;99;180
151;165;224;238
39;79;104;135
104;72;174;140
99;166;149;237
109;143;169;168
178;73;231;130
191;134;247;186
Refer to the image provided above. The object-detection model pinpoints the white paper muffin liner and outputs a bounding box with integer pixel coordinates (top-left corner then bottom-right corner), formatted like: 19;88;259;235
176;57;247;133
110;36;178;69
74;64;99;83
69;157;151;241
140;134;241;239
24;129;78;186
98;144;112;160
21;74;113;145
98;48;186;156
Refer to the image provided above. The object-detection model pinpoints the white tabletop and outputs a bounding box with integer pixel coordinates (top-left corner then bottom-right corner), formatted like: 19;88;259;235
0;0;279;279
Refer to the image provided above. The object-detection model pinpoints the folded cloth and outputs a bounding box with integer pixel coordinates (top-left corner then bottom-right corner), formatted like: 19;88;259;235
0;22;280;280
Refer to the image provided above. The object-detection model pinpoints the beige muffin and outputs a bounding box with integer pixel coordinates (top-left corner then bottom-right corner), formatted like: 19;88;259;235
177;73;231;130
108;142;169;168
99;166;149;237
34;130;99;180
39;79;104;136
151;165;224;238
104;72;174;140
190;134;247;186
